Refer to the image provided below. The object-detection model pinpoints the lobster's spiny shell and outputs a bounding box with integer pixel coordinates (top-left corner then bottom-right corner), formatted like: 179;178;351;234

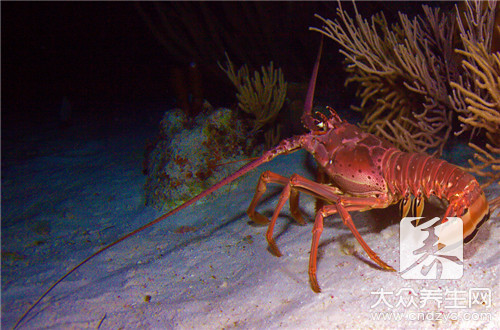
302;123;395;198
301;120;489;242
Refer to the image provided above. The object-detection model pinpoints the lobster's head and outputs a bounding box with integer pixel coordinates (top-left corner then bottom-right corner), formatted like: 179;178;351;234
307;106;344;134
300;109;393;198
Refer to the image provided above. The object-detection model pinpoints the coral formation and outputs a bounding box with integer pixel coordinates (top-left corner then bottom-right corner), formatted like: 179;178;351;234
218;54;287;135
144;108;258;210
450;0;500;209
312;0;499;210
311;3;456;156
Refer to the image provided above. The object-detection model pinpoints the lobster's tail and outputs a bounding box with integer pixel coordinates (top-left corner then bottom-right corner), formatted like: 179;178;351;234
462;191;490;243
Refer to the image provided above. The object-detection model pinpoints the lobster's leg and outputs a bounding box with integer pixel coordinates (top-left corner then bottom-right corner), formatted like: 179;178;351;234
248;171;395;290
247;170;305;226
309;201;396;292
289;188;304;225
266;178;293;256
251;171;372;255
247;171;306;257
256;173;395;292
335;202;394;272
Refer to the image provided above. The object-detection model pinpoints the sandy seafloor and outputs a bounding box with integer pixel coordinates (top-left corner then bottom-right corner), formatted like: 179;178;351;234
2;107;499;329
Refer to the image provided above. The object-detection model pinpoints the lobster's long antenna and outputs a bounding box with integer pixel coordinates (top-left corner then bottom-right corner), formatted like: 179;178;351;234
14;136;303;329
301;34;324;131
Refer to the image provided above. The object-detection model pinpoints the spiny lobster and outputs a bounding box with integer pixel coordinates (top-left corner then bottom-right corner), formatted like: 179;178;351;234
15;37;490;328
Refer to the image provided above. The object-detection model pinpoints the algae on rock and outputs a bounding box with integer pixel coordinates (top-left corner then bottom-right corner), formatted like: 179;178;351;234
144;108;258;210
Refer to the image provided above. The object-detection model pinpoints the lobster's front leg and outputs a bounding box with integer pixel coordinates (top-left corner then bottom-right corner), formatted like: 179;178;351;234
255;173;396;292
248;171;396;292
247;170;307;256
310;199;396;292
247;171;305;226
273;175;396;292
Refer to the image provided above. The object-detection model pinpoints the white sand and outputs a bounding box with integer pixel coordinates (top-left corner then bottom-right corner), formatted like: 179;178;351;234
2;111;498;329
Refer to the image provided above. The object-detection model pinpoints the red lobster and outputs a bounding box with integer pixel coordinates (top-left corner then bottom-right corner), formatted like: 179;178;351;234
15;38;490;328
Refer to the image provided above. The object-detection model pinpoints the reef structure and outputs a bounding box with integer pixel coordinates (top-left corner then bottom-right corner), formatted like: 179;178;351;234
144;107;258;210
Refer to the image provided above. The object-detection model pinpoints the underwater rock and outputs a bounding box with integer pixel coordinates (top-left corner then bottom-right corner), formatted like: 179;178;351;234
144;107;260;210
159;108;187;137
